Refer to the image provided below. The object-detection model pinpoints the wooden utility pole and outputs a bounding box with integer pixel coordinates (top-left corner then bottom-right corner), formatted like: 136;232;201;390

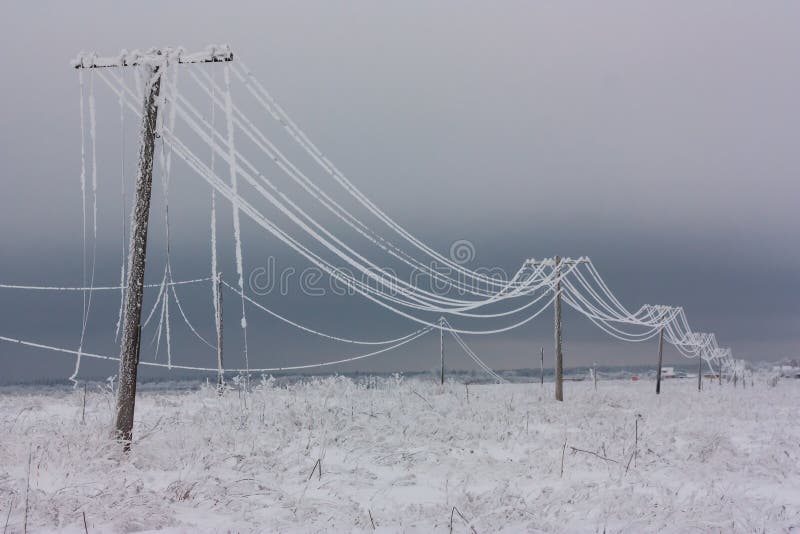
554;256;563;402
216;272;224;392
440;317;445;386
114;64;161;449
74;46;234;449
540;346;544;386
656;327;664;395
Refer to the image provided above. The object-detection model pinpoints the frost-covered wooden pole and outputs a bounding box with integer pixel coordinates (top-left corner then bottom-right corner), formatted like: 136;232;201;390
216;271;224;392
73;45;234;449
115;64;162;449
656;327;664;395
439;317;445;386
554;256;564;402
116;66;161;450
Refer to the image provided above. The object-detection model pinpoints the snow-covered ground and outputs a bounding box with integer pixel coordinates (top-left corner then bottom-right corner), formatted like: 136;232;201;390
1;376;798;533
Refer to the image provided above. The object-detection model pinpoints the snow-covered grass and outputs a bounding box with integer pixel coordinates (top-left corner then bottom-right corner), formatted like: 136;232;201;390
1;376;798;533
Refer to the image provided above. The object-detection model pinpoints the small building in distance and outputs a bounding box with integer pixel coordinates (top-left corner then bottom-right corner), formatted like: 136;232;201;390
660;367;676;379
776;363;800;379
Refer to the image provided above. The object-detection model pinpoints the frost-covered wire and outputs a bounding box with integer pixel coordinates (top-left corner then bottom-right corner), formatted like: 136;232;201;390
0;277;212;292
442;318;505;383
114;79;128;342
0;325;432;373
195;68;511;298
224;64;250;377
72;70;100;386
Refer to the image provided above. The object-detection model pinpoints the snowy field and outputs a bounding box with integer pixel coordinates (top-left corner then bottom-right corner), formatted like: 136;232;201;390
1;376;799;533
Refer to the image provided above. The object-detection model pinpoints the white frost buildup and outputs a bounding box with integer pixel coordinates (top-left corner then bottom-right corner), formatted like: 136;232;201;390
1;378;798;532
224;64;249;372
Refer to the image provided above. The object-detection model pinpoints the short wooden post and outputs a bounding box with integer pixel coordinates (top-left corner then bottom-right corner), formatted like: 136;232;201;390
697;357;703;391
540;346;544;386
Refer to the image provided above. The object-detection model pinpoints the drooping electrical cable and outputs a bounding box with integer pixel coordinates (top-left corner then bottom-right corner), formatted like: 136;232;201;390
0;53;734;383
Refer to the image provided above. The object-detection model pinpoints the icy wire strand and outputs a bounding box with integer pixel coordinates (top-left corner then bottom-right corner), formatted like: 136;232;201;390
154;116;560;333
196;68;508;298
224;64;250;377
442;318;505;383
221;280;430;345
167;89;554;314
71;71;100;385
232;62;510;292
0;326;432;373
560;263;721;356
114;74;127;342
74;69;87;383
108;65;720;354
143;68;557;313
232;61;513;291
78;69;87;340
445;325;504;382
564;274;712;352
560;278;662;335
209;69;221;367
185;72;544;306
170;89;544;311
157;116;562;332
112;70;604;330
97;68;728;351
232;61;729;360
154;60;179;369
98;67;561;333
0;278;213;292
562;270;724;364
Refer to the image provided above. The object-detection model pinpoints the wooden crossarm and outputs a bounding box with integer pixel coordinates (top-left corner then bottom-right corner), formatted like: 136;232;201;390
73;44;233;69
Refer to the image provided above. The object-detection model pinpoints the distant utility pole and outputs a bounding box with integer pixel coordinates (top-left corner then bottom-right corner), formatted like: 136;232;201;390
656;327;664;395
216;272;224;393
554;256;563;401
528;256;587;402
75;47;233;449
440;317;445;386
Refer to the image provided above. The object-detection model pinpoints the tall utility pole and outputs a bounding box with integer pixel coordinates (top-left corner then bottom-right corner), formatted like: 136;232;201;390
528;255;587;401
440;317;445;386
656;327;664;394
554;256;563;402
216;272;224;392
115;64;161;448
74;47;233;449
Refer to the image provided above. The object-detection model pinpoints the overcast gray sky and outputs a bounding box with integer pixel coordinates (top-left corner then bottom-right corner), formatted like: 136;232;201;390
1;2;798;383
